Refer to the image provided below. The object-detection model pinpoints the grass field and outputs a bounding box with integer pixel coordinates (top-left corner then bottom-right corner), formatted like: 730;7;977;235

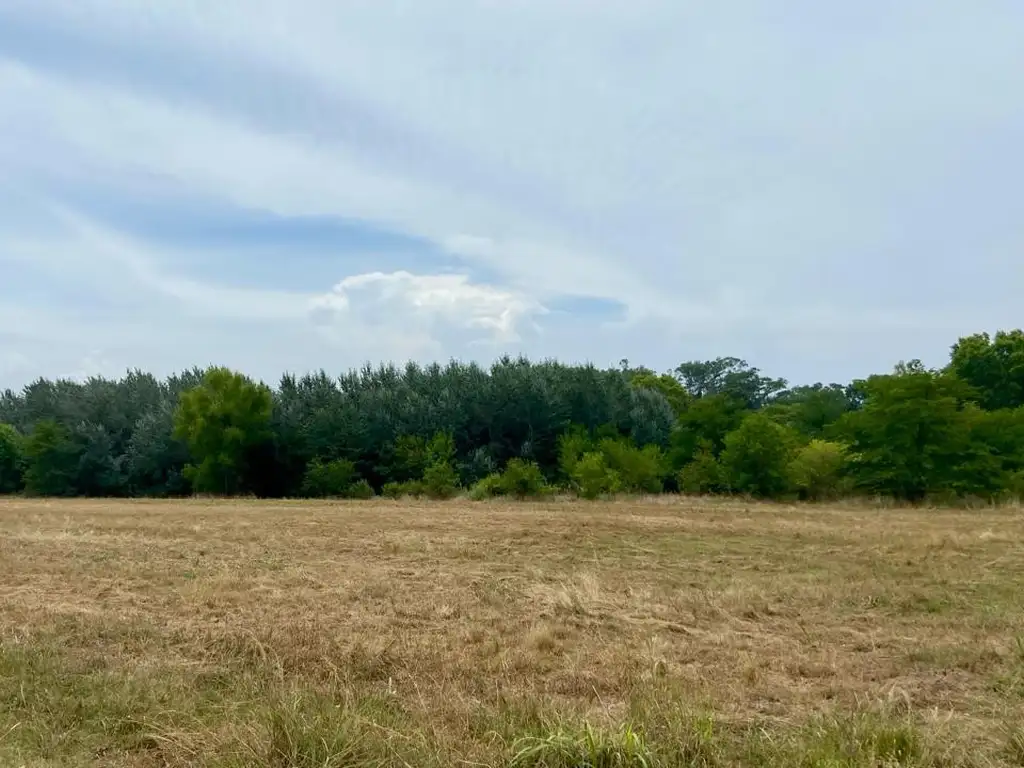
0;498;1022;767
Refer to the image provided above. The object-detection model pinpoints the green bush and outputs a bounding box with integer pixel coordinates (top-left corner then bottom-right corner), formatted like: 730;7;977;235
347;479;376;500
789;439;849;500
719;413;800;498
423;461;459;500
598;438;665;493
499;459;549;499
557;427;592;483
300;458;358;498
678;439;723;494
469;473;505;500
572;452;621;500
382;480;425;499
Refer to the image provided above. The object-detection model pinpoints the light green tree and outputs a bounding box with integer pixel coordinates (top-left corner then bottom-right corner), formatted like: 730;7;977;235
173;368;274;495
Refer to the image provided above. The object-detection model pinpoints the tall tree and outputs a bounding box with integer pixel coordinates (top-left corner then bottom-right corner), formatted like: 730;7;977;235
833;370;999;500
173;368;274;495
0;424;24;493
675;357;787;408
23;420;80;497
949;330;1024;410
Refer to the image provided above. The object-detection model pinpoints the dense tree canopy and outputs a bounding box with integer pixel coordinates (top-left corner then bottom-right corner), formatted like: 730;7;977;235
1;330;1022;503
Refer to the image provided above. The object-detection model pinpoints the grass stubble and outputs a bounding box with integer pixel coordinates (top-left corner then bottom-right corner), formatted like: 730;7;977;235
0;496;1022;767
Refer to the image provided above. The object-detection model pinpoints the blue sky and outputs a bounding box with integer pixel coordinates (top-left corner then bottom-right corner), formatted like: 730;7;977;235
1;1;1022;389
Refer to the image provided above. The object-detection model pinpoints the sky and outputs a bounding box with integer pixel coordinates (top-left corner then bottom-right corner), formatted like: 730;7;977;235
1;1;1023;390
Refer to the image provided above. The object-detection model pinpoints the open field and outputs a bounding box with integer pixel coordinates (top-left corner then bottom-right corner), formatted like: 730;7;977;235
1;498;1023;767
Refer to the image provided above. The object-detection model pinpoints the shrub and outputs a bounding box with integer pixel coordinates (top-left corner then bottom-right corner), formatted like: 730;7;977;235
300;458;358;498
720;413;799;498
469;473;505;500
499;459;549;499
599;438;665;494
423;461;459;500
789;439;849;500
382;480;425;499
678;439;723;494
557;427;592;483
347;479;376;500
572;452;621;500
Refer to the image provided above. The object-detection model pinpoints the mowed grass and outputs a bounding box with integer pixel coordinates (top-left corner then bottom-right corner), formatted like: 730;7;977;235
0;498;1022;767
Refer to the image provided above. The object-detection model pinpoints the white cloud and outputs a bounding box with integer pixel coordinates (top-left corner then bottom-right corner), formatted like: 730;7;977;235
311;271;545;345
0;2;1023;386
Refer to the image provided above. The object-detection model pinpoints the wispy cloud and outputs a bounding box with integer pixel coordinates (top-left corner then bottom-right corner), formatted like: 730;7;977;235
1;1;1022;387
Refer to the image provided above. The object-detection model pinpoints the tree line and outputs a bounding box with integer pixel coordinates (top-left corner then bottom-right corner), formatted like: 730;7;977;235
1;329;1023;503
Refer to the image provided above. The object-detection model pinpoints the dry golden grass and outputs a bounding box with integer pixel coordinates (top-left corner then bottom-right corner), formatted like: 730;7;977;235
0;496;1022;766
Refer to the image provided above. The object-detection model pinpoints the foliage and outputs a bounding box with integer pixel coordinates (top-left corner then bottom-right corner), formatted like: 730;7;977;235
22;420;80;497
7;327;1024;502
789;439;849;500
556;426;592;483
598;438;665;494
572;452;621;500
472;458;550;499
499;458;549;499
422;461;459;500
0;423;25;494
125;402;190;497
719;413;799;497
300;458;359;498
675;356;788;408
627;370;691;415
833;370;1001;500
765;383;858;437
469;473;505;500
677;439;724;495
382;480;425;499
668;394;746;468
949;329;1024;410
173;367;274;495
347;479;376;500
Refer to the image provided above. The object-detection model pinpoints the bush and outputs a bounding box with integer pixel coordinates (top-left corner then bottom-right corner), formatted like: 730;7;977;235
469;473;505;500
499;459;549;499
789;439;849;500
599;438;665;494
382;480;425;499
557;427;592;483
572;452;621;500
719;413;799;498
678;439;723;495
347;479;376;499
423;461;459;500
300;458;358;498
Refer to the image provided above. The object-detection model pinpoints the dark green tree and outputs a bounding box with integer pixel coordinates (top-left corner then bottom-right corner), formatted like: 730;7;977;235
668;393;746;469
125;401;192;497
719;413;799;498
833;370;1000;500
23;420;80;497
0;424;25;493
788;439;849;500
675;357;787;408
628;370;691;416
949;330;1024;410
173;368;274;495
765;383;858;437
